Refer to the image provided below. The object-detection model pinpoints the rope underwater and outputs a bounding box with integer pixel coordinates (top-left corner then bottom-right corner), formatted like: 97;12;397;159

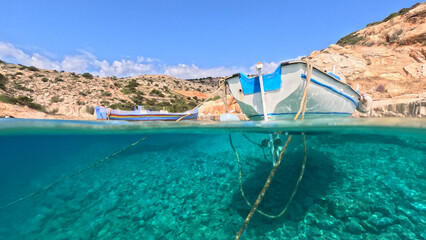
235;61;313;239
230;134;302;219
0;135;151;209
242;134;268;160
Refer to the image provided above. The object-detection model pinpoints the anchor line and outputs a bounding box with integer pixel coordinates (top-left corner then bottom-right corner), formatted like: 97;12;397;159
242;134;268;160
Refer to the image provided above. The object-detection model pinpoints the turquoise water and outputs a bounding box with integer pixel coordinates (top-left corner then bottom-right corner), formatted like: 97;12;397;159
0;118;425;239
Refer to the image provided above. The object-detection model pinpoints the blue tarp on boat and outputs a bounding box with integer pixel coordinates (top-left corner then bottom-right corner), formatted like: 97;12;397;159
240;66;282;94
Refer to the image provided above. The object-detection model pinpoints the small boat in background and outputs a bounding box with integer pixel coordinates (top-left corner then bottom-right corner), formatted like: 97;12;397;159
95;106;198;121
225;61;372;120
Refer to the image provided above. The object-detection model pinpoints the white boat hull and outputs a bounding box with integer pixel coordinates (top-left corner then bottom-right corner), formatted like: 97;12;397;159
226;61;362;120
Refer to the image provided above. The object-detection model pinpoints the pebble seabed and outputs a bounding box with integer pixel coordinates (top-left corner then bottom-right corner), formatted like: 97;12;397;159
0;131;425;239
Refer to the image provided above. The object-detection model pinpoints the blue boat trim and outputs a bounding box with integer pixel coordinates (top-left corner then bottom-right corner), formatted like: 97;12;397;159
249;112;353;118
239;66;282;94
301;74;358;107
327;72;341;80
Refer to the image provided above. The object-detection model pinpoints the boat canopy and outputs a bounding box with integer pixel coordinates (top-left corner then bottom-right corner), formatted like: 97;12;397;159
240;65;282;94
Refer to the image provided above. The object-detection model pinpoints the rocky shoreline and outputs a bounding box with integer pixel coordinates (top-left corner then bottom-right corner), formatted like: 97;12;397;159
1;92;425;120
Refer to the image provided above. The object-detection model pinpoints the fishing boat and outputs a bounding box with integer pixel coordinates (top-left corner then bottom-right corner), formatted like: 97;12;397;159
225;61;372;120
95;106;198;121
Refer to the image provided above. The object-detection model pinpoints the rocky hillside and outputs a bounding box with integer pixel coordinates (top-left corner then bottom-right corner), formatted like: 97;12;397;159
0;60;223;119
307;2;425;101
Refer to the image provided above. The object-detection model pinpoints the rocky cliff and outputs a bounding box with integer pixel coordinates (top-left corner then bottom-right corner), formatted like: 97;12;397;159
307;2;425;117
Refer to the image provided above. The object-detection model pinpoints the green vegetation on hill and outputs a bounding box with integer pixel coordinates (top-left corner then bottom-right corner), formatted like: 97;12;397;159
0;74;7;91
338;2;421;46
0;94;46;112
168;97;195;112
367;3;420;27
336;31;365;46
382;3;420;22
82;72;93;79
121;79;140;95
109;100;134;111
17;64;39;71
150;89;164;97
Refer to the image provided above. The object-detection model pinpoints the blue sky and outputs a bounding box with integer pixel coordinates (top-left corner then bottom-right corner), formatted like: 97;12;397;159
0;0;420;78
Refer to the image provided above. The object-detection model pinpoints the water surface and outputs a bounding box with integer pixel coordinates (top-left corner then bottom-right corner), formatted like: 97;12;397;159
0;118;425;239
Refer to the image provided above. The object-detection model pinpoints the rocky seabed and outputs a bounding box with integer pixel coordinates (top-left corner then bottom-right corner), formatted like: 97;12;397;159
0;133;425;239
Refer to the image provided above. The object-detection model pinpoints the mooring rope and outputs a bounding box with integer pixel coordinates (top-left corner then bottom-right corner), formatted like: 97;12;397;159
241;134;268;160
0;135;151;209
242;134;262;147
235;61;313;239
230;134;305;219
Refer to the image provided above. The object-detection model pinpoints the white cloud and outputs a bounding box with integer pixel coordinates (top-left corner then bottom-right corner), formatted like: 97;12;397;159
164;64;245;79
61;52;96;73
137;56;158;63
92;59;158;77
0;41;303;79
249;61;280;75
248;57;304;75
0;42;61;70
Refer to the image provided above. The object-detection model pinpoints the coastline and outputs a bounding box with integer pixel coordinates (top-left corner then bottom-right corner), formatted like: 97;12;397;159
1;92;425;120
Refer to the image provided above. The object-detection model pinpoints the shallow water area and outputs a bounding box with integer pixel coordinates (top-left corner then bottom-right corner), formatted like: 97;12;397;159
0;118;425;239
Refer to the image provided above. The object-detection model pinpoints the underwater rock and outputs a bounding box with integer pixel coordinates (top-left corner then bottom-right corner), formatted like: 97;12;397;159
410;201;426;212
304;213;318;225
356;200;372;212
346;218;366;234
30;213;47;230
398;202;426;225
379;232;402;240
376;217;395;229
397;205;416;220
413;215;426;225
143;208;156;221
380;177;417;201
316;214;341;231
360;220;380;234
356;211;370;220
420;229;426;240
374;204;396;216
304;225;322;237
325;198;352;220
96;228;108;238
398;215;414;229
367;213;383;226
131;213;143;222
400;229;418;240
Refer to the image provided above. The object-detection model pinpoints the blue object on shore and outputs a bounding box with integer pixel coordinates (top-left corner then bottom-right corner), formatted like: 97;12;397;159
95;106;198;121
